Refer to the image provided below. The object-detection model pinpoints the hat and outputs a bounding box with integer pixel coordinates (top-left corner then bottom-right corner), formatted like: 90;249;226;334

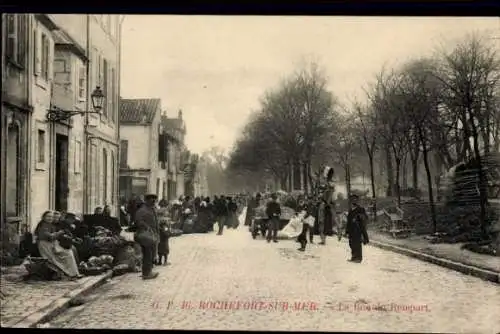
145;193;158;200
349;194;359;199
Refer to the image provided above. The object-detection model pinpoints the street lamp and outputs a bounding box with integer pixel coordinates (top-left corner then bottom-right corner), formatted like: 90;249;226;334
46;86;105;122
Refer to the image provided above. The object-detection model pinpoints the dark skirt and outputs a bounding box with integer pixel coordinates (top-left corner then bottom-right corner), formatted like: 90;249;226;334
158;237;169;255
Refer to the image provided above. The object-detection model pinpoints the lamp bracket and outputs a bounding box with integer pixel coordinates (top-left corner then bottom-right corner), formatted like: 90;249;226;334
46;107;100;122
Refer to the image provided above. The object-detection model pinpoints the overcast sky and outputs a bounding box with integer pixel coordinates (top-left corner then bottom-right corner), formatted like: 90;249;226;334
120;16;499;155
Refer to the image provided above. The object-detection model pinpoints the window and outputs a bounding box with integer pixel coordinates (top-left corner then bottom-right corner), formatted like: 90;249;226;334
74;140;82;174
6;14;17;61
120;140;128;167
33;28;38;71
41;33;50;80
98;54;103;86
78;66;86;101
102;149;108;204
37;129;45;164
111;67;116;123
5;14;26;66
6;122;21;216
102;59;108;118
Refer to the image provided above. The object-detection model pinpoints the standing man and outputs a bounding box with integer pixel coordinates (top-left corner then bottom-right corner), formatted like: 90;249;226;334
265;193;281;243
215;195;228;235
345;194;369;263
134;194;160;279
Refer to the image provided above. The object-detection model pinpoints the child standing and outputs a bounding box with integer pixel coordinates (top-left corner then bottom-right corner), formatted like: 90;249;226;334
158;221;171;265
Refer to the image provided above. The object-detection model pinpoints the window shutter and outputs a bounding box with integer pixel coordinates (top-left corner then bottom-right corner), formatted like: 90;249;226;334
120;140;128;167
48;37;54;81
6;14;17;60
79;66;86;100
35;30;42;75
107;64;112;119
111;67;116;122
99;54;103;86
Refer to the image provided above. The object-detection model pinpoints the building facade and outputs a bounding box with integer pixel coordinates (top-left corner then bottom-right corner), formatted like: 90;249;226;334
1;14;32;245
161;110;187;200
1;14;123;242
84;15;121;214
119;98;168;201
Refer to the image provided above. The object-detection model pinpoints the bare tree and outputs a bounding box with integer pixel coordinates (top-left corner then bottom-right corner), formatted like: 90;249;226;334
398;57;442;233
433;34;500;236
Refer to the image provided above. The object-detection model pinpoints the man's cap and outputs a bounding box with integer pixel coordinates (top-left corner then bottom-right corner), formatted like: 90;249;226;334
145;193;158;200
350;194;359;199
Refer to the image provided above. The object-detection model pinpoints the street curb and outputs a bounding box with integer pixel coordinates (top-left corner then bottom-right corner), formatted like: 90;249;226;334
5;270;113;328
369;240;499;284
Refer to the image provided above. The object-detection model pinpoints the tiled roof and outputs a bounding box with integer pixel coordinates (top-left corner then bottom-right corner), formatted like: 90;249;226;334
119;98;161;124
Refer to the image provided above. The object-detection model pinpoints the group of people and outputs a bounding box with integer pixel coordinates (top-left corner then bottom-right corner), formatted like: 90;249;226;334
245;189;370;263
121;192;247;280
25;204;121;281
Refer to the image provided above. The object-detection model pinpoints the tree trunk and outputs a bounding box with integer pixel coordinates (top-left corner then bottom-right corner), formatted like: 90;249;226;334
421;138;437;234
412;158;419;191
395;159;401;207
469;113;489;238
368;153;377;222
345;164;352;208
385;143;394;196
402;153;408;190
303;162;309;193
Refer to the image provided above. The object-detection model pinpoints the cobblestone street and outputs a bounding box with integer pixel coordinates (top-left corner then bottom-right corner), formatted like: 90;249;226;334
48;226;500;333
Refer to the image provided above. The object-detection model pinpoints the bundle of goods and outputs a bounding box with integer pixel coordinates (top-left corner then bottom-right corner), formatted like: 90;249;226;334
90;227;128;258
23;257;63;280
79;255;114;276
112;243;142;276
182;216;195;234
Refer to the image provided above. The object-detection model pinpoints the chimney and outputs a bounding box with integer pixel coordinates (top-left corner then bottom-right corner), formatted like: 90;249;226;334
178;109;183;120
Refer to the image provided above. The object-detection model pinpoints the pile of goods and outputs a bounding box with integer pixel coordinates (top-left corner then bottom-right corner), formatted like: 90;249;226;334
79;255;114;276
90;227;128;257
112;243;142;276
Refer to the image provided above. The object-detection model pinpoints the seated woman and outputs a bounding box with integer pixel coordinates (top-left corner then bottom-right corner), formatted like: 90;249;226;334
34;211;82;280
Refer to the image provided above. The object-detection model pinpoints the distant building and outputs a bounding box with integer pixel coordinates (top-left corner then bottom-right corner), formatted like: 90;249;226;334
119;98;167;200
161;110;186;200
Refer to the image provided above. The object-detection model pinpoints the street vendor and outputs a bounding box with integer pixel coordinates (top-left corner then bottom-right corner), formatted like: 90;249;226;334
134;193;160;280
34;211;82;280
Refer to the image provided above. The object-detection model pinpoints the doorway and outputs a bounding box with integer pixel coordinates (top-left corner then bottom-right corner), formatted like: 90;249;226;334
55;134;69;212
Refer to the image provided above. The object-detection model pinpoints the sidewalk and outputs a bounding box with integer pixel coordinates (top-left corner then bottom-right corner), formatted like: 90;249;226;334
0;265;112;328
368;229;500;284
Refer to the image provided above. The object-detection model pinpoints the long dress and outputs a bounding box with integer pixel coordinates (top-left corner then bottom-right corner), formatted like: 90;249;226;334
35;221;80;278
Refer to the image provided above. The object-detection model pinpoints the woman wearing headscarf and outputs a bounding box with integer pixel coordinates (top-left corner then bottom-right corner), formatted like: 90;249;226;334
34;211;82;280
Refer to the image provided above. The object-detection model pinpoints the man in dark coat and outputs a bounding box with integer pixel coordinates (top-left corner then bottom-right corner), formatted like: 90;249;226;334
265;193;281;243
345;194;369;263
215;195;228;235
134;194;160;279
245;193;261;226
